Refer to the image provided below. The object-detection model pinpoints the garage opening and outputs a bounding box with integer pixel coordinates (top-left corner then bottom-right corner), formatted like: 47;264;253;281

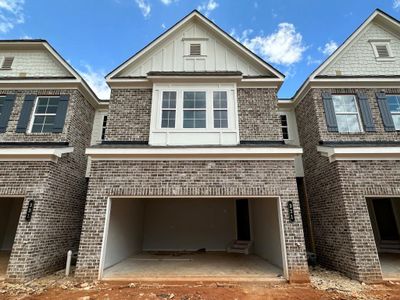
0;197;23;280
367;197;400;279
100;197;286;281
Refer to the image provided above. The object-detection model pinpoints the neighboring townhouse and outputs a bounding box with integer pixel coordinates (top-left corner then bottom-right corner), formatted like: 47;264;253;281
0;40;105;281
294;9;400;282
75;10;309;283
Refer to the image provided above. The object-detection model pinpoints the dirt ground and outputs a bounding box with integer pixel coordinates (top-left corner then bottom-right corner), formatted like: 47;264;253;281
1;267;400;300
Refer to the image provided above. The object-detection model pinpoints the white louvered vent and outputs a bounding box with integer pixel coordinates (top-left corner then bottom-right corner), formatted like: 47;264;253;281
1;57;14;69
375;45;390;58
190;43;201;56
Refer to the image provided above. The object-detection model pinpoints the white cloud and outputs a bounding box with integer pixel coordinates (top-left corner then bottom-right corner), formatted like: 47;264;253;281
135;0;151;18
0;0;25;34
79;65;110;100
234;23;307;66
160;0;178;5
306;55;322;66
394;0;400;10
318;40;338;56
161;23;166;29
197;0;219;17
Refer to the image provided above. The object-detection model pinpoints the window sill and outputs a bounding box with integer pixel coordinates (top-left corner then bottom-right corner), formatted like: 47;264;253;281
375;57;395;62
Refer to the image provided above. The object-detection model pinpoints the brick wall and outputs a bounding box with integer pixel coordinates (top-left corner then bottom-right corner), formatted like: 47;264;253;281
76;159;309;282
295;88;400;282
0;89;95;280
105;89;152;142
237;88;282;141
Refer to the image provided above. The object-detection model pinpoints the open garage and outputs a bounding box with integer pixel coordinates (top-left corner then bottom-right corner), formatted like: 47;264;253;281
366;197;400;280
99;197;287;281
0;197;23;280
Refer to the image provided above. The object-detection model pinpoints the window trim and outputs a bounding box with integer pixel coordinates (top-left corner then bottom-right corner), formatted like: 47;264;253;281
0;95;5;117
332;94;364;134
279;113;290;140
213;91;228;129
101;115;108;140
27;96;60;134
370;40;394;61
386;94;400;131
156;87;235;132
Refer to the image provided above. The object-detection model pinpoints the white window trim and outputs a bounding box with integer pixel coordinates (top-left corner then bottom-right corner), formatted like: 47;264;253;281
332;95;364;134
387;95;400;131
370;40;395;61
27;96;59;134
278;112;290;140
150;83;239;146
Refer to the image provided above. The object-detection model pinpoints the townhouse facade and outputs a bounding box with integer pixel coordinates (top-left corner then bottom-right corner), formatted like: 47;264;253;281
74;10;309;283
294;10;400;282
1;8;399;284
0;40;104;281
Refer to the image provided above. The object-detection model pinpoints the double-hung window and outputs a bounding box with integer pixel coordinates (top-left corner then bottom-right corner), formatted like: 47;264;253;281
332;95;362;133
183;91;206;128
387;95;400;130
0;96;5;117
29;97;59;133
161;91;176;128
213;91;228;128
280;114;289;139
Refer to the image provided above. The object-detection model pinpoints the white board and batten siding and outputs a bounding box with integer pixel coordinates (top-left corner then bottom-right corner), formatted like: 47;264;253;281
0;50;72;78
117;20;269;77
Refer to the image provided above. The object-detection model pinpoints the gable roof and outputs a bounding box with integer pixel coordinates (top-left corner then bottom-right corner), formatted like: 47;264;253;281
0;39;104;107
293;9;400;104
106;10;284;80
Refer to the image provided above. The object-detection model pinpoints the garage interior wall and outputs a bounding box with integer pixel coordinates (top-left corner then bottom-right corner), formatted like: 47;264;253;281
0;198;23;251
250;198;283;268
104;198;145;269
142;198;236;251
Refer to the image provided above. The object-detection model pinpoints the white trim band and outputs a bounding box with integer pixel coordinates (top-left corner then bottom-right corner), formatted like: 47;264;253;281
86;146;303;161
317;146;400;162
0;147;74;162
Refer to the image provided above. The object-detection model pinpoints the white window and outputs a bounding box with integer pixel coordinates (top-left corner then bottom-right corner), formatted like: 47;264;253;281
161;91;176;128
150;84;238;146
183;92;206;128
370;41;394;60
213;91;228;128
101;115;108;140
29;96;59;133
332;95;362;133
387;95;400;130
280;114;289;140
0;96;5;116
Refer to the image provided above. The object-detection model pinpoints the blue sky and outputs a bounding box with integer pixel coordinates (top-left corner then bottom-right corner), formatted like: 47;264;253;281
0;0;400;99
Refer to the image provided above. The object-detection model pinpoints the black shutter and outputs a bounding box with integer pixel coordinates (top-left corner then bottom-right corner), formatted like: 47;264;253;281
376;92;395;132
52;95;69;133
322;92;338;132
356;92;375;132
0;94;16;133
16;94;36;133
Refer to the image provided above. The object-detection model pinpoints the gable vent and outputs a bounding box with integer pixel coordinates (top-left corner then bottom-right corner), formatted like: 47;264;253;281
376;45;390;58
1;57;14;70
190;43;201;56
